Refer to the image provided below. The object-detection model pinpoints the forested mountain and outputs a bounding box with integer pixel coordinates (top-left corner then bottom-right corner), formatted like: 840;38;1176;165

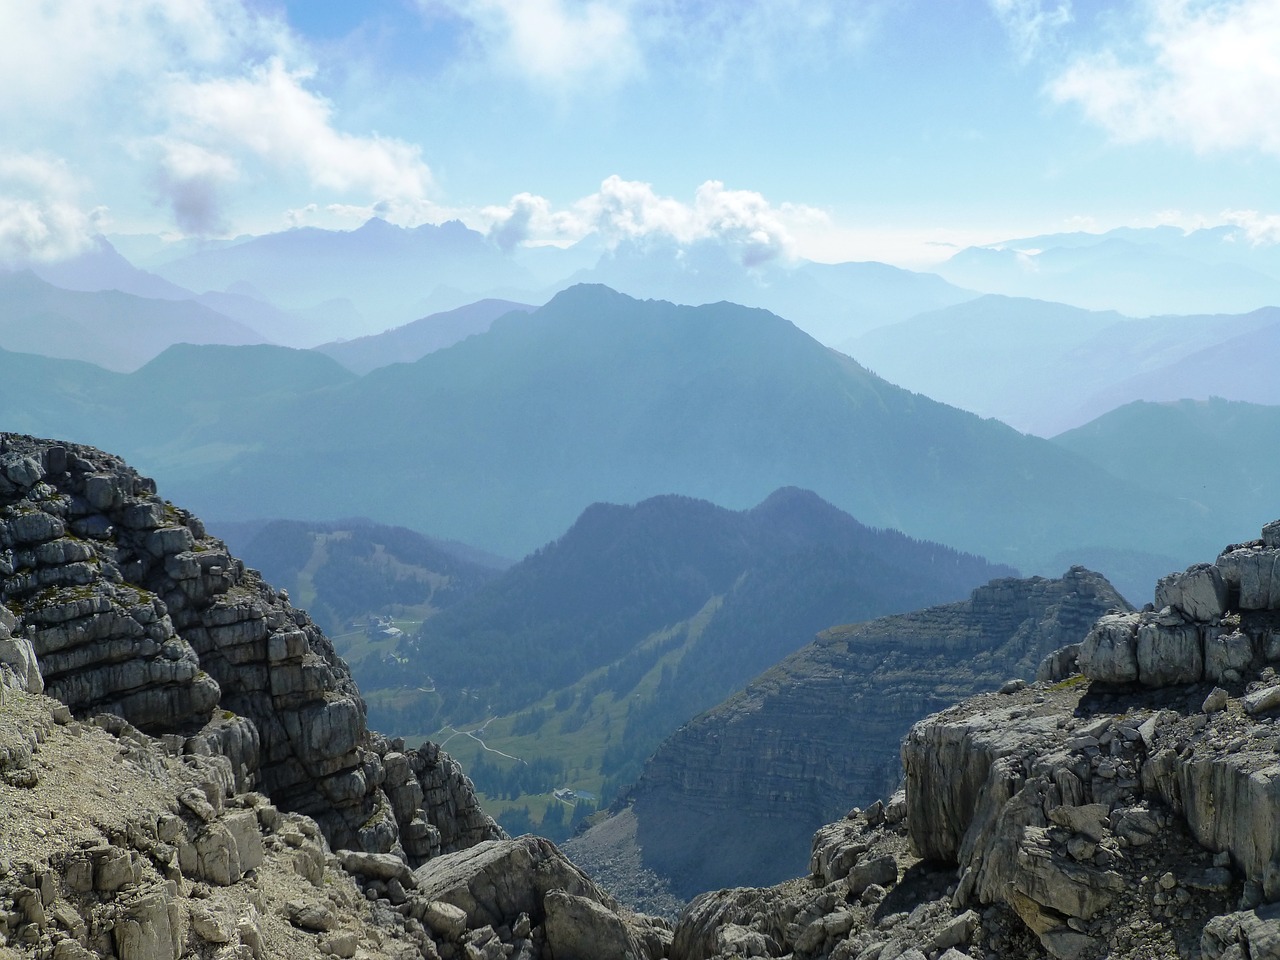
370;488;1016;834
225;518;505;637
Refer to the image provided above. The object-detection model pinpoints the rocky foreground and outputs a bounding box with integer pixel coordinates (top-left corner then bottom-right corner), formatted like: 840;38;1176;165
671;519;1280;960
0;434;668;960
3;430;1280;960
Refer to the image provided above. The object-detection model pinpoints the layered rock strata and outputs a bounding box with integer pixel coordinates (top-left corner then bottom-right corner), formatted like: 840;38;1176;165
666;519;1280;960
0;433;500;862
571;569;1127;904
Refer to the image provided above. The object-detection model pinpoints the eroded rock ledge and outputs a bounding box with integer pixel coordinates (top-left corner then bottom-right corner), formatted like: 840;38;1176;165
670;519;1280;960
0;433;500;863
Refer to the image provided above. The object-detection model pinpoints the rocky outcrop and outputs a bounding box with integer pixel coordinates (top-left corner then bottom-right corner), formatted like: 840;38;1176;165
0;433;501;864
663;519;1280;960
569;569;1127;905
0;686;429;960
0;434;673;960
0;685;670;960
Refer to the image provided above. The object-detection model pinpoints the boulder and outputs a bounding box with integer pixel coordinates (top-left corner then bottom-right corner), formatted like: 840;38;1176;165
1155;563;1228;621
1079;613;1140;684
411;836;613;931
543;889;648;960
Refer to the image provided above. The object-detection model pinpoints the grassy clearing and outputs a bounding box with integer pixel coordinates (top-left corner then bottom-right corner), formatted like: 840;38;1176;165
406;595;724;837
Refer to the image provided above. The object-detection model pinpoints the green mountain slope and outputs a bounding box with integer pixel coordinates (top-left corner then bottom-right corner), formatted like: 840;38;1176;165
389;487;1014;836
174;284;1214;572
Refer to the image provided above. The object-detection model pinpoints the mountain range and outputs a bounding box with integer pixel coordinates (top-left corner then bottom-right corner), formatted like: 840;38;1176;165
0;284;1236;598
314;298;536;374
936;224;1280;317
848;295;1280;435
0;270;266;371
149;218;538;341
391;487;1015;829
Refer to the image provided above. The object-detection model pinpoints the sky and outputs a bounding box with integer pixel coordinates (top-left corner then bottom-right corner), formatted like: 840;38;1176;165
1;0;1278;268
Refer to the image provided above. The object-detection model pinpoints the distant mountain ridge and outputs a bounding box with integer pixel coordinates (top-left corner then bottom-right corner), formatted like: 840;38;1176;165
0;270;267;371
315;298;536;374
1053;397;1280;544
150;218;536;341
0;283;1223;590
848;296;1280;435
936;224;1280;317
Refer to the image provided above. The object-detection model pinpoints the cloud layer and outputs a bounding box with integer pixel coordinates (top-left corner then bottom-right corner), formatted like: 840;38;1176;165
1050;0;1280;155
0;153;100;265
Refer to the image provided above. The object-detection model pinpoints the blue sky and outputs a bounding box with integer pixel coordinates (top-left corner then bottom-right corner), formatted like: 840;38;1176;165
1;0;1277;267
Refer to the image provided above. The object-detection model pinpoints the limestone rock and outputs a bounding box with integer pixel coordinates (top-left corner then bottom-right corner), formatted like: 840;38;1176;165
1079;613;1140;683
1155;563;1228;621
590;567;1127;899
543;889;648;960
0;432;501;872
412;836;610;931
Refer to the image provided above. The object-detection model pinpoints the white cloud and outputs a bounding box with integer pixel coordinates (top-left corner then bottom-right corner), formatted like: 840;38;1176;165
0;153;101;264
0;0;293;116
988;0;1072;59
421;0;877;89
0;1;433;240
166;59;433;202
483;177;822;266
1050;0;1280;155
1222;209;1280;245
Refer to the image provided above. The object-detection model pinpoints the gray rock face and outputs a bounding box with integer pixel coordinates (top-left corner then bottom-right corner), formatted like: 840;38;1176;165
407;836;668;960
582;567;1128;902
412;837;608;929
1156;562;1228;621
671;519;1280;960
0;433;501;867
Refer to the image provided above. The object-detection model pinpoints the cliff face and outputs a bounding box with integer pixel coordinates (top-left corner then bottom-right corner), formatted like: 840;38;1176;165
667;518;1280;960
0;433;499;861
568;569;1128;905
0;433;672;960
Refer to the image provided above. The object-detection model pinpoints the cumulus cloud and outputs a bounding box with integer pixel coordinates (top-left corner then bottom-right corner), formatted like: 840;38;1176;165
1050;0;1280;155
0;153;100;264
1222;209;1280;245
0;1;293;117
988;0;1072;59
483;177;821;267
166;59;433;202
0;1;434;241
